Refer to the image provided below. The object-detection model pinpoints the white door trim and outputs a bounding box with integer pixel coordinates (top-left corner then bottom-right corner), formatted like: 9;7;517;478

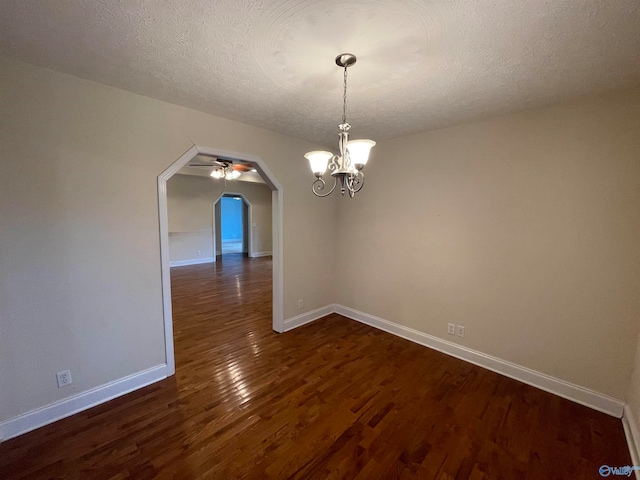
157;145;284;376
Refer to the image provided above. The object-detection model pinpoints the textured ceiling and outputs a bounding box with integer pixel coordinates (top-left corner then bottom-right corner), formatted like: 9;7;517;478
1;1;639;147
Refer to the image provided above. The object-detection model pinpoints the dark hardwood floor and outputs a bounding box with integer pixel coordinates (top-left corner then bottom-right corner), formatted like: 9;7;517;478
1;253;631;479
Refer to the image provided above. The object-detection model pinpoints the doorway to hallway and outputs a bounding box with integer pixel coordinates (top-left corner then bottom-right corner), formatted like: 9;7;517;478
218;195;247;255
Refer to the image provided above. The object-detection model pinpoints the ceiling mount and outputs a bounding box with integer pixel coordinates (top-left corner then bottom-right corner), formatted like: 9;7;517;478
335;53;357;68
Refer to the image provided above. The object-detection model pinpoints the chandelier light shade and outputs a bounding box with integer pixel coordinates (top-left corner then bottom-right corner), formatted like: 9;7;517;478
305;53;375;198
346;139;376;169
304;151;333;176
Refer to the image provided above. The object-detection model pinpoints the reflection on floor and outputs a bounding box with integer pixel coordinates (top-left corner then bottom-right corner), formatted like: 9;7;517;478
221;240;243;254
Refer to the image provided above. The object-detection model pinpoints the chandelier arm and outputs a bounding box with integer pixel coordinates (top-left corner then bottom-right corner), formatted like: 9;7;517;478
312;176;338;197
344;172;364;195
352;172;365;193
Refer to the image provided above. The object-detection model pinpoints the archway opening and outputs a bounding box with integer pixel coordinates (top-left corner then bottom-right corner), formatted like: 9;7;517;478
158;145;284;376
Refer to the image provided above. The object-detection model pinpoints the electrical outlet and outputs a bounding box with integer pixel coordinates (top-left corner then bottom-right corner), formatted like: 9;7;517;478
56;370;72;388
298;299;304;309
456;326;465;338
447;323;455;335
196;250;202;257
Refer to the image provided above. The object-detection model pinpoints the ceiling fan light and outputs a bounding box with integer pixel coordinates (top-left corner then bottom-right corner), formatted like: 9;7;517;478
210;169;224;179
304;151;333;176
226;169;241;180
347;139;376;169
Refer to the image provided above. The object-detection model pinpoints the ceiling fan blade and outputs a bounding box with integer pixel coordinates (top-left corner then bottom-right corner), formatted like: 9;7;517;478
232;164;253;172
188;163;217;167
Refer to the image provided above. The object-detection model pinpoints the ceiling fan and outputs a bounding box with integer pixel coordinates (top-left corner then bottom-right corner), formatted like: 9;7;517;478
188;156;253;180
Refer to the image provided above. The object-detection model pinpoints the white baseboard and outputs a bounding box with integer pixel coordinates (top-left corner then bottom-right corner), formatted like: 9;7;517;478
251;251;272;258
169;257;214;267
283;305;336;332
0;364;168;441
623;405;640;476
331;304;624;418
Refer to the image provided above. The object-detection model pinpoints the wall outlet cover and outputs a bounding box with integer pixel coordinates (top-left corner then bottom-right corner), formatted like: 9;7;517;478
56;370;72;388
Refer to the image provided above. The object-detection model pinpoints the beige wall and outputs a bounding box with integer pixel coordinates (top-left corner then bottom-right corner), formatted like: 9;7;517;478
0;55;338;422
336;89;640;401
167;174;273;261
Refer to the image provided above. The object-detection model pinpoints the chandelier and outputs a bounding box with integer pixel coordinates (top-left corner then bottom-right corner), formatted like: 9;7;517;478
304;53;375;198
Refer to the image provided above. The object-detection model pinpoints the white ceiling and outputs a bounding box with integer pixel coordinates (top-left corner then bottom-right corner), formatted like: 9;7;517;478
1;1;639;147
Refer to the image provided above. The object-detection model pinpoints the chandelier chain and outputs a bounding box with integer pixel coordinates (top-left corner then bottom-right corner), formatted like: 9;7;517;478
342;66;348;124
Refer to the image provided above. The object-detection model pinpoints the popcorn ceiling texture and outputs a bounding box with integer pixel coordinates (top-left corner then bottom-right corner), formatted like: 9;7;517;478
0;0;639;147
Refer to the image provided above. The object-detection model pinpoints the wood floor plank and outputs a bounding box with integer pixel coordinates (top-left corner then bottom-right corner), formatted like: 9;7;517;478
0;253;631;479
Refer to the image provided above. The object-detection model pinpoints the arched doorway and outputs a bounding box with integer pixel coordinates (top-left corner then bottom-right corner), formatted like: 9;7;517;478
157;145;284;376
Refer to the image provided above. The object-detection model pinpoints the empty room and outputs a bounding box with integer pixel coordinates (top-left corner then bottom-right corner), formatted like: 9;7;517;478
1;1;639;479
